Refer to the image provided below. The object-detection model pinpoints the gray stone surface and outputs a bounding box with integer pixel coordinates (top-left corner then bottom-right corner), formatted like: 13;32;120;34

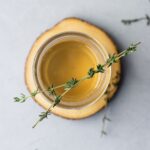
0;0;150;149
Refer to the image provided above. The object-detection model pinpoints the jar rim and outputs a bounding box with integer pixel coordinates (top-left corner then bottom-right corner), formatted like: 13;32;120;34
33;31;111;109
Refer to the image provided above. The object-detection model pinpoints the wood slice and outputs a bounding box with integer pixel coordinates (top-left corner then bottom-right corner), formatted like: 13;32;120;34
25;17;121;119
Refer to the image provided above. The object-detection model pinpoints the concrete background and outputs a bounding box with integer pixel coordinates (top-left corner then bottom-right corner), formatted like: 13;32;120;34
0;0;150;149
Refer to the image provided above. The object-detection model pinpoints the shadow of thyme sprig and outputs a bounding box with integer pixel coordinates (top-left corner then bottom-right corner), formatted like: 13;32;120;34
101;114;111;136
101;72;120;136
101;86;112;137
122;14;150;26
14;42;140;128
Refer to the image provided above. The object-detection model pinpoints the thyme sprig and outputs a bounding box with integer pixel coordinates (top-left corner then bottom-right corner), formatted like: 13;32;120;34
14;42;140;128
122;14;150;26
14;89;39;103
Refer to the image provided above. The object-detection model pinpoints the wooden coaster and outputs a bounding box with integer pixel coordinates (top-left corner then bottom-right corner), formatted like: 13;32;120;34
25;17;121;119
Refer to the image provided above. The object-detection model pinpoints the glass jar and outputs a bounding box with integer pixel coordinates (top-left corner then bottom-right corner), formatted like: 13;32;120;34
32;32;111;109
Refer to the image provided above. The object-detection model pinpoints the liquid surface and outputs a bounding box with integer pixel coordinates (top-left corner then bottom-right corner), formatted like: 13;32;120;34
39;41;99;102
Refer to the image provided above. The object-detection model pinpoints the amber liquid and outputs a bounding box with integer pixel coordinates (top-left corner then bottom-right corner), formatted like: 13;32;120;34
39;41;99;102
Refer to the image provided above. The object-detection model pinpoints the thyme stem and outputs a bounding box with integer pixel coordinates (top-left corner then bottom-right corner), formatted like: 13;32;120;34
32;87;72;128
